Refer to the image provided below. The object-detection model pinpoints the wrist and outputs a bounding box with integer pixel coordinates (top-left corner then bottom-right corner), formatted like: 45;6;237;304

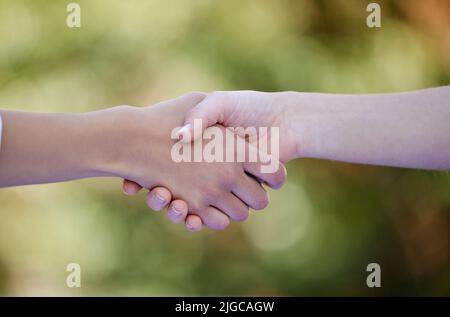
270;91;315;160
82;105;145;179
272;91;335;161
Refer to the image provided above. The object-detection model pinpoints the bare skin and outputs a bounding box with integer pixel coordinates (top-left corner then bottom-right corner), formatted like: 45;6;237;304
137;86;450;230
0;93;286;231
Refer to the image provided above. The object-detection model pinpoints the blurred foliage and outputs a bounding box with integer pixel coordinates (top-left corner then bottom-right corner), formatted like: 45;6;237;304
0;0;449;295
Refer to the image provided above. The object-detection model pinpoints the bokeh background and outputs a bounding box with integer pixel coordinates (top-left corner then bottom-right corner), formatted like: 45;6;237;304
0;0;449;296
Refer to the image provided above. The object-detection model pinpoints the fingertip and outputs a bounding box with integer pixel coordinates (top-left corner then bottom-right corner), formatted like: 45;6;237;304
267;164;287;189
185;215;203;232
200;207;231;231
167;200;188;223
122;180;142;195
146;187;171;211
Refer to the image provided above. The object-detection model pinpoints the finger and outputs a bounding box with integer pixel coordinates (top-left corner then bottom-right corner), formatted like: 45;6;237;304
178;92;231;143
232;175;269;211
199;206;230;230
244;161;287;190
122;179;142;195
146;187;172;211
185;214;204;232
211;194;249;222
167;200;188;224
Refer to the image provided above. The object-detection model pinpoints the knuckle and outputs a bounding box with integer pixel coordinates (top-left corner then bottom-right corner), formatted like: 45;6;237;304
184;91;207;102
203;188;221;205
209;91;229;104
189;199;205;214
218;167;238;189
186;107;201;120
209;91;224;98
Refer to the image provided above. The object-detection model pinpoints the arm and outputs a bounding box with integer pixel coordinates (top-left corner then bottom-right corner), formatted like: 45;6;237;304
0;93;284;231
127;86;449;230
281;86;450;169
0;108;126;186
0;106;203;230
179;86;450;170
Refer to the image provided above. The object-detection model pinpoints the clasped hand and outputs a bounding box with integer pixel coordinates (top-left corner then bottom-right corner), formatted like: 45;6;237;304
120;92;288;232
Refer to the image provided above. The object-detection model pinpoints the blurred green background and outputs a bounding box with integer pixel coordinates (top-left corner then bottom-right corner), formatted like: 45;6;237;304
0;0;449;296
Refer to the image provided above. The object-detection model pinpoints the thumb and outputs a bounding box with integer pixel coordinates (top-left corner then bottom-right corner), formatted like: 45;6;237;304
177;93;227;143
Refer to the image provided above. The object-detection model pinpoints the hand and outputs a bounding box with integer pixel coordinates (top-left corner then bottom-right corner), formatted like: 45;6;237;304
123;91;293;231
118;93;286;231
130;90;295;230
124;86;450;215
177;91;299;162
177;88;450;170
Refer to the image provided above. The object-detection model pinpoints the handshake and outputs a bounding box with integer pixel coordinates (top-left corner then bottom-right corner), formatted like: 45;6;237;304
1;87;448;231
120;91;292;232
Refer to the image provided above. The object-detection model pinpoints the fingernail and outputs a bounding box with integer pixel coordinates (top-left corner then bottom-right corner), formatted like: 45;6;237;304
186;223;195;231
153;193;166;204
170;207;182;217
177;124;191;141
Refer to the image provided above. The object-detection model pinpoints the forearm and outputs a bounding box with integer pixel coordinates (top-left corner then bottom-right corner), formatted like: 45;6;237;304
0;107;129;187
281;86;450;170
